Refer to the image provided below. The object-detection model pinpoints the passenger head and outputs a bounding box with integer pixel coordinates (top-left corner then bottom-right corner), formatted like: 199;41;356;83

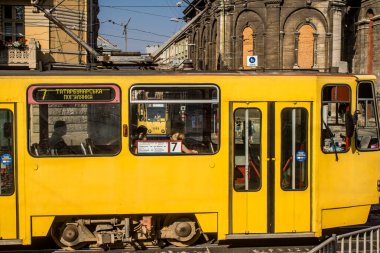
136;125;148;140
177;133;185;140
171;132;185;141
54;120;67;136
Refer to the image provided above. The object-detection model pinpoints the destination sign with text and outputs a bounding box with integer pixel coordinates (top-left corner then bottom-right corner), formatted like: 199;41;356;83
32;87;115;102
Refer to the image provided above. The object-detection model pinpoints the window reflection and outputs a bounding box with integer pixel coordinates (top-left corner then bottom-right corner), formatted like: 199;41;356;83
281;108;308;190
356;82;379;150
0;110;14;195
321;85;351;153
233;108;261;192
130;85;219;155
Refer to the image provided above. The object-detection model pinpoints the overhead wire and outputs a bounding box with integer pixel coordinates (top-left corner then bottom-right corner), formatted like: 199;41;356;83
99;33;163;44
9;0;369;52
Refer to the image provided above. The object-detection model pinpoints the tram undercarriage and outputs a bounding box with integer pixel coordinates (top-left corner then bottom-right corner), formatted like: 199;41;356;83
49;215;205;250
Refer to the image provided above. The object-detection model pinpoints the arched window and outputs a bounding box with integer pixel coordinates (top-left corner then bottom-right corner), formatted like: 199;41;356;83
242;27;254;70
298;25;314;69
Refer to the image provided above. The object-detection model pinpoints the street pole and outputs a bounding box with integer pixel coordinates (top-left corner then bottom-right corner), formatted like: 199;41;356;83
123;18;131;52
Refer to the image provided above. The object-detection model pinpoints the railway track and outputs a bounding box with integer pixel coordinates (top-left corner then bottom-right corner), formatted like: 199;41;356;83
0;244;316;253
1;211;378;253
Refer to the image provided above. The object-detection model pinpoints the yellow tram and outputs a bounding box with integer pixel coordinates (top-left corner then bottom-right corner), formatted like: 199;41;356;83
0;72;378;249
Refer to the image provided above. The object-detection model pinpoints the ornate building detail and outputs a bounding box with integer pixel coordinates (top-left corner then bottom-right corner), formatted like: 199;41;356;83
153;0;380;90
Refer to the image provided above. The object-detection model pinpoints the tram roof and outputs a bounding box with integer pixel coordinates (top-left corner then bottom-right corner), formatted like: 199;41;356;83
0;70;375;80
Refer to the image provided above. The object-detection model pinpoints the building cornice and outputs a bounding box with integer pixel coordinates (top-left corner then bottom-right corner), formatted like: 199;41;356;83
264;0;282;5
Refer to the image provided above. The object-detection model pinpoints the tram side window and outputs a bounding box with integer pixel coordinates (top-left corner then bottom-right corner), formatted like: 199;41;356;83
130;85;220;155
233;108;261;191
281;108;308;190
356;82;379;150
0;110;14;195
321;85;351;153
28;86;121;156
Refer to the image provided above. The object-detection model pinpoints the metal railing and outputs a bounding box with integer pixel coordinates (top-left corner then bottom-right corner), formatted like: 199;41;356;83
310;225;380;253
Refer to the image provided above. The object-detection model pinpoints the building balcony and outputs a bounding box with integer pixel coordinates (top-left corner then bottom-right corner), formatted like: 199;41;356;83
0;39;39;70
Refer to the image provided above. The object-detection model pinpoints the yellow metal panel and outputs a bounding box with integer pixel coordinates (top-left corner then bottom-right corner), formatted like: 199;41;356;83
32;216;55;236
322;206;371;229
0;196;17;238
195;213;217;233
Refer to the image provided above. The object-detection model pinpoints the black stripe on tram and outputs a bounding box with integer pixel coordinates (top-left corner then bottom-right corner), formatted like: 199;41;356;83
267;102;275;233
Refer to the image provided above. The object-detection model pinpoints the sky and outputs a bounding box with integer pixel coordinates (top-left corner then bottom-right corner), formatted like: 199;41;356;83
98;0;188;53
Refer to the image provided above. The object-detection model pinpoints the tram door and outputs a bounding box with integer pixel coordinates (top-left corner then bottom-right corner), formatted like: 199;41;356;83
0;104;17;239
231;102;311;234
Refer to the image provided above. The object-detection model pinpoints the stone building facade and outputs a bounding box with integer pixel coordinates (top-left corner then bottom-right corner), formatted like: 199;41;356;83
181;0;347;72
155;0;380;89
348;0;380;85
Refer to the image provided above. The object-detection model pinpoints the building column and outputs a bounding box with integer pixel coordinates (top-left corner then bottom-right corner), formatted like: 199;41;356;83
312;33;319;69
264;0;281;70
279;31;284;69
218;0;226;69
293;32;300;69
372;15;380;89
355;20;369;74
238;35;244;69
330;0;345;68
217;1;234;70
231;35;236;69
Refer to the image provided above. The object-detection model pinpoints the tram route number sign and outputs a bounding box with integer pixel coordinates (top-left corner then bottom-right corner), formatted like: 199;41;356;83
247;56;258;67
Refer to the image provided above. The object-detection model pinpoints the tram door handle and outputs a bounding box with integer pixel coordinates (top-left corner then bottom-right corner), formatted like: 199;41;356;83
123;124;128;137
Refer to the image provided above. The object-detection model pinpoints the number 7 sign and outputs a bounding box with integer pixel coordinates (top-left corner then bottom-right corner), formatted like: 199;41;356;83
170;141;182;153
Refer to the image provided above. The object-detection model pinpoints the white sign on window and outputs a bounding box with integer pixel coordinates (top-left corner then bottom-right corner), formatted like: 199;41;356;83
247;56;258;67
137;141;182;154
137;141;168;154
170;141;182;153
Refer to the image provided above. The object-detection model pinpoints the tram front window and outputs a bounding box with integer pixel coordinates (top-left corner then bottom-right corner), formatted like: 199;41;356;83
147;104;166;121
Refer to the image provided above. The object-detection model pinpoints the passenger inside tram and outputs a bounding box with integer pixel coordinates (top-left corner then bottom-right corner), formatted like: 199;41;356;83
171;132;198;154
132;125;148;154
49;120;74;155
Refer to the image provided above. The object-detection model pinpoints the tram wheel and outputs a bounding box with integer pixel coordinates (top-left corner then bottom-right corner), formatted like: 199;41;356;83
163;215;201;247
50;222;87;250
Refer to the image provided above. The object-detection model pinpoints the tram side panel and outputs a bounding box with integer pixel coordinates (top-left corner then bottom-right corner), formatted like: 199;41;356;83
22;81;227;245
317;79;380;231
1;74;379;247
